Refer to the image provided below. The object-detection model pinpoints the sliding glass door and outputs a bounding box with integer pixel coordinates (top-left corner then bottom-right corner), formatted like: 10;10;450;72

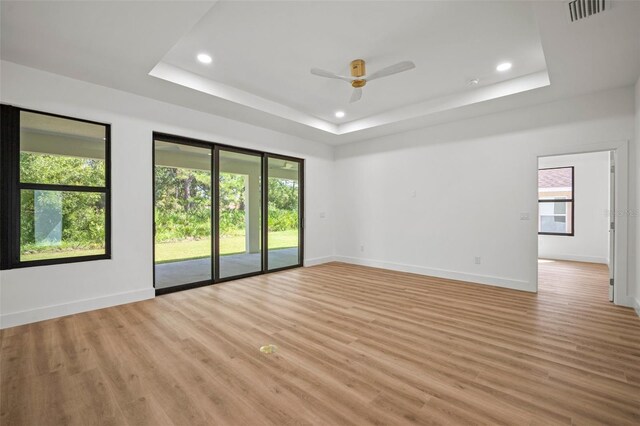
217;148;263;279
153;133;303;293
267;156;302;270
154;139;212;290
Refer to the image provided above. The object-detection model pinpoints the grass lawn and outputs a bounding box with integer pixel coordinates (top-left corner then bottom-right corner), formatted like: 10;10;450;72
20;229;298;263
155;229;298;264
21;248;105;262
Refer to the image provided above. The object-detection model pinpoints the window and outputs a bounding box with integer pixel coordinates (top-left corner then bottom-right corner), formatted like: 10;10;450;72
538;166;574;236
1;105;111;268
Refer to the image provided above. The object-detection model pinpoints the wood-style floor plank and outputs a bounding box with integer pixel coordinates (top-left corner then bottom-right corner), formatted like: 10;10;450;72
1;260;639;425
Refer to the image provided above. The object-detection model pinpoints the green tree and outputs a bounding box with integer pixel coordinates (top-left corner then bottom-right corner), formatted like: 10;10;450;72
20;153;106;253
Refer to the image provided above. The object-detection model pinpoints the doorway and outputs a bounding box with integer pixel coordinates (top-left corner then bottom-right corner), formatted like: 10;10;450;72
153;133;304;294
537;151;614;301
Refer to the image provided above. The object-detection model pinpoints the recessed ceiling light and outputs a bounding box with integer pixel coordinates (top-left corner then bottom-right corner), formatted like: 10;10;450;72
467;78;480;86
335;111;345;118
197;53;212;64
496;62;512;72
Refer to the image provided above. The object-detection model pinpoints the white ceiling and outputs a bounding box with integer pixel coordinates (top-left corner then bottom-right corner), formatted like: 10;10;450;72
160;1;547;123
21;111;105;141
1;1;639;145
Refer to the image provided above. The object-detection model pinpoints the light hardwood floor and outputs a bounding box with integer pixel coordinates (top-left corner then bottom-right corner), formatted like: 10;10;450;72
1;261;639;425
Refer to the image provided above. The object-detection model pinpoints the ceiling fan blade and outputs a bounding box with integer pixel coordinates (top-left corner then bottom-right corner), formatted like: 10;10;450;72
366;61;416;81
350;88;362;103
310;68;354;83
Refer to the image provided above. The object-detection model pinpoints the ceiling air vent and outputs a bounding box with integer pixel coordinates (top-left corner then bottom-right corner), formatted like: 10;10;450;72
567;0;610;22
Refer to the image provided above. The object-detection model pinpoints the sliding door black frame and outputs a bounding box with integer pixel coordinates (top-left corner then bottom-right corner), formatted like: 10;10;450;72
215;145;266;283
265;153;305;273
152;132;304;295
153;136;215;294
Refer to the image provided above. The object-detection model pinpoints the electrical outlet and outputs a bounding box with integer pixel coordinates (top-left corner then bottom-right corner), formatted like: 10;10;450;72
520;212;530;221
475;256;481;265
360;245;365;252
410;190;416;198
319;212;326;218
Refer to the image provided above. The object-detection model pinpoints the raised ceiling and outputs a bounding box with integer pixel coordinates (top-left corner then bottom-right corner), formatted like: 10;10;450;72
157;1;547;126
1;1;639;145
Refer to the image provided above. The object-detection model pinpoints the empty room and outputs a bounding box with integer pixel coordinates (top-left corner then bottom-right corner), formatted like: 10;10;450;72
1;1;639;425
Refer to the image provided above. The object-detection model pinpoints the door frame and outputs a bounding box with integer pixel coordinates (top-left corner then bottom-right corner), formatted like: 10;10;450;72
608;151;615;302
265;152;305;273
152;136;214;294
534;139;631;307
152;132;305;295
215;144;264;283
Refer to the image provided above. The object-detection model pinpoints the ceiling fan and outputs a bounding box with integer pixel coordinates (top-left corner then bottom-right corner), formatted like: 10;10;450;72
310;59;416;103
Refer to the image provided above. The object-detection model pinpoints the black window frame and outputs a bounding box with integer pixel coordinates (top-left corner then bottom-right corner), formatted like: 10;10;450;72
538;166;574;237
0;104;112;269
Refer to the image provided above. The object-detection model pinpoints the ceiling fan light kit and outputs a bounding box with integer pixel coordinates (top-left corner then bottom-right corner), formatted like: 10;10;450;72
311;59;416;104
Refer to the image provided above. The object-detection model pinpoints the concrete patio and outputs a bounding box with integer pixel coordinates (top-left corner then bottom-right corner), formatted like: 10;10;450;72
155;247;299;289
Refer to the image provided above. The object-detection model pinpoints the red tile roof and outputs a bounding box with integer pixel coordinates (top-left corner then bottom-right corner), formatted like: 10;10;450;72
539;167;572;189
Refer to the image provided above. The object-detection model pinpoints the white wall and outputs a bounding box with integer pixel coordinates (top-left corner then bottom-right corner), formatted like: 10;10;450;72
538;152;610;264
2;60;638;327
635;76;640;315
0;61;335;328
333;86;636;304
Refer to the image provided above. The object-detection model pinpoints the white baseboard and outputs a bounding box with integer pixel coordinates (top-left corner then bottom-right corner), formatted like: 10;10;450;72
304;256;336;267
634;298;640;317
0;288;155;329
333;256;534;292
538;254;608;264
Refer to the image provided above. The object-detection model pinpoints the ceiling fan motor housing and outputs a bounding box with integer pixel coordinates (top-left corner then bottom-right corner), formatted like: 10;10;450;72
350;59;366;77
350;59;366;87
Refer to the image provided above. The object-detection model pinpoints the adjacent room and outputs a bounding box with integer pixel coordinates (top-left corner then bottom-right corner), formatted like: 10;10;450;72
1;1;639;425
537;152;615;302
